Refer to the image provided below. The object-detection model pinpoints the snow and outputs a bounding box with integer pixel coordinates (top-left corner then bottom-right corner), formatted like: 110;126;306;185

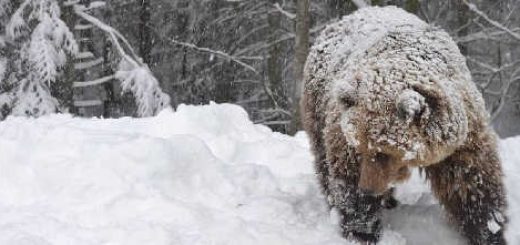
488;219;501;234
0;103;519;245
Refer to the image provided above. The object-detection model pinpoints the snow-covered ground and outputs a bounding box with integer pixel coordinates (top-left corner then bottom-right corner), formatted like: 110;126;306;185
0;103;518;245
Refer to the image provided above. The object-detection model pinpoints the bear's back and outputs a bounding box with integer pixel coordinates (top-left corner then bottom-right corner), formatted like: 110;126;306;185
304;6;488;130
304;6;427;88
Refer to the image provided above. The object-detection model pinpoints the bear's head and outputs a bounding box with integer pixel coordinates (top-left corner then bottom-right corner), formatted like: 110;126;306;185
334;67;470;195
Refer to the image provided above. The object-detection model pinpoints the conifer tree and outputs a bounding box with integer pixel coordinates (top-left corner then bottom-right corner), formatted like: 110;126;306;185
0;0;170;119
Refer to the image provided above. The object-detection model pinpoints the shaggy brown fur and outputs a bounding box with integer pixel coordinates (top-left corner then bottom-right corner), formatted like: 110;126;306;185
425;128;507;245
301;6;507;245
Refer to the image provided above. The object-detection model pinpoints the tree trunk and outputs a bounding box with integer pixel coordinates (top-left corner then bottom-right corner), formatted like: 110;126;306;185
456;0;470;56
266;0;285;131
57;2;77;113
139;0;152;65
72;0;107;117
288;0;310;135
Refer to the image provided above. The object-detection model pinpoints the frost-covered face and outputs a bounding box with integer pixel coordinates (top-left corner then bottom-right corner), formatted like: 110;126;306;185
336;72;468;195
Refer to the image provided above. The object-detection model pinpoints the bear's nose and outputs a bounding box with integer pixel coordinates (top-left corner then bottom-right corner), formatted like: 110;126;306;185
359;187;379;197
374;152;390;166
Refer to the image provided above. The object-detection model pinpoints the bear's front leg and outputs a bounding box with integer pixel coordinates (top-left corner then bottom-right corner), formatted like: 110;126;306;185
425;136;507;245
326;177;384;244
323;113;385;243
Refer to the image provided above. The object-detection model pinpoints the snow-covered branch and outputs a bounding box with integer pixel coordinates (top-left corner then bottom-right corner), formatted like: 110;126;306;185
74;8;170;117
273;3;295;20
73;9;141;66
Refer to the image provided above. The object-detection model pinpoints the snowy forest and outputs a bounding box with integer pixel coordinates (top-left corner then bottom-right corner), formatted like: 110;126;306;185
0;0;519;136
1;1;520;245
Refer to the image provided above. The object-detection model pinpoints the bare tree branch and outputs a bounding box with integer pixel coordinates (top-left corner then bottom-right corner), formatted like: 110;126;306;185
144;25;285;111
456;28;520;43
168;38;259;74
273;3;295;19
490;67;520;121
463;0;520;41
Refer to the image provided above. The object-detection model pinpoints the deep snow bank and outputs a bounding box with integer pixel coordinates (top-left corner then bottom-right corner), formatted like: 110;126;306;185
0;103;518;245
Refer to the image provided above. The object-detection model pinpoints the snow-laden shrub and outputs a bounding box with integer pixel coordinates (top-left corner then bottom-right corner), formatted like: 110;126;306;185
3;0;77;117
116;59;171;117
0;1;170;118
73;8;171;117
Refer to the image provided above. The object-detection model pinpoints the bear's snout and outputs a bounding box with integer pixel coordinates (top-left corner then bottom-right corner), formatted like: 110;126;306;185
358;160;390;196
358;153;411;196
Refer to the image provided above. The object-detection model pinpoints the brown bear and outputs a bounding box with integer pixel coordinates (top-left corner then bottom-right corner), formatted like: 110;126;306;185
301;6;507;245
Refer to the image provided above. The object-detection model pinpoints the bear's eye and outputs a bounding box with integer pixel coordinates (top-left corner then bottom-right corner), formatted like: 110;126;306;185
339;95;357;108
374;152;390;165
397;105;407;120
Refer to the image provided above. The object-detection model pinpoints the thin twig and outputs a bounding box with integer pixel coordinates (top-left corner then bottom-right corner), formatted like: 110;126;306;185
490;67;520;121
169;38;259;74
463;0;520;41
273;3;295;19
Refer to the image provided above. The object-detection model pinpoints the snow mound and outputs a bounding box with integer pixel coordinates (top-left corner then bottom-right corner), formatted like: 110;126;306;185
0;103;519;245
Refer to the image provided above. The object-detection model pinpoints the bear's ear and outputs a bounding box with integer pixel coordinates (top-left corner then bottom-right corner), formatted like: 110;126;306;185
409;82;448;113
398;82;449;123
396;89;425;122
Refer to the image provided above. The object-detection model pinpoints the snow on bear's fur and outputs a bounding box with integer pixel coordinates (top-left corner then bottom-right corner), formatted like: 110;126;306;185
302;6;507;245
